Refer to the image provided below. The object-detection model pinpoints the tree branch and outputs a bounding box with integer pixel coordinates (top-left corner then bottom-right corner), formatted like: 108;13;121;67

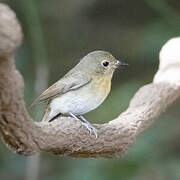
0;3;180;158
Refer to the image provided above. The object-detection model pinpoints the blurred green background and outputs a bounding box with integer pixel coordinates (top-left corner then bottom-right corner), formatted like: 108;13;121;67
0;0;180;179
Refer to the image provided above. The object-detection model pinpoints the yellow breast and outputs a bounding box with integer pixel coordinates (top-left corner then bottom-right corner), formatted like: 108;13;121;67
91;74;112;99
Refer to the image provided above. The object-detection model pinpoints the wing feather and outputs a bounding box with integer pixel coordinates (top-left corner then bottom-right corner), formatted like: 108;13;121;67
31;73;91;106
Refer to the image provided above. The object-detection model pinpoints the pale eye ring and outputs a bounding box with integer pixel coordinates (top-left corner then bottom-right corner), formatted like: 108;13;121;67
102;60;109;67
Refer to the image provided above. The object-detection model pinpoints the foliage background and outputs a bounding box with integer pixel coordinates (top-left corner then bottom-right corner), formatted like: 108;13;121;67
0;0;180;179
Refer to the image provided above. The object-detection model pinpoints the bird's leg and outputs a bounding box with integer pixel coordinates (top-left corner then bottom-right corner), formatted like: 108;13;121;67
69;112;81;121
79;115;98;138
69;113;97;138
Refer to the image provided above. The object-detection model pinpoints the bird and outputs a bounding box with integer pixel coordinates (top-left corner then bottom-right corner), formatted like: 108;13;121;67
32;51;128;138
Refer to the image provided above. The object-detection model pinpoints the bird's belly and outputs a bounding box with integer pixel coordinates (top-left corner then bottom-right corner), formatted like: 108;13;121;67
50;84;110;115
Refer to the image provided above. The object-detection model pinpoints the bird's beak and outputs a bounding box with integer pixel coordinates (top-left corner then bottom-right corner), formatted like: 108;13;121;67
114;60;129;69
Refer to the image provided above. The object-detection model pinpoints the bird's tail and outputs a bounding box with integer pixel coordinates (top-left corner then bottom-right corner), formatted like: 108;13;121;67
42;105;51;122
42;102;61;122
29;96;42;108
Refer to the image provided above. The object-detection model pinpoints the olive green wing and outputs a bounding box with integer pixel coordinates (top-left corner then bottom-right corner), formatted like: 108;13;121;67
32;74;91;106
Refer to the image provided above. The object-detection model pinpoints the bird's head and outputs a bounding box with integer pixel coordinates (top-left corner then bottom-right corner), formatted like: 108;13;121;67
77;51;128;76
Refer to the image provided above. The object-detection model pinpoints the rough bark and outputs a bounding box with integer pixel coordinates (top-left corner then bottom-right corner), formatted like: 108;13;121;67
0;3;180;158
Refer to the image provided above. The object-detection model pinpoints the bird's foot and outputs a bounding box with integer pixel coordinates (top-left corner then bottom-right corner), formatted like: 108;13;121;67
81;121;98;138
69;112;98;138
79;115;98;138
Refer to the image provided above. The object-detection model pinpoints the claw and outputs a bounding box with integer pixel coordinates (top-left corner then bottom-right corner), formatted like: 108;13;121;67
81;122;98;138
69;112;98;138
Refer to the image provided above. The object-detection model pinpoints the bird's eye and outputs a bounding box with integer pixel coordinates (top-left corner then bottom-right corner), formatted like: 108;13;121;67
102;61;109;67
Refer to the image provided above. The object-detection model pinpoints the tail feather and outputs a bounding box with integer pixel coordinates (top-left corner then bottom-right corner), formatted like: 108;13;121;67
42;104;62;122
30;97;43;108
42;101;51;122
49;113;62;122
42;107;51;121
